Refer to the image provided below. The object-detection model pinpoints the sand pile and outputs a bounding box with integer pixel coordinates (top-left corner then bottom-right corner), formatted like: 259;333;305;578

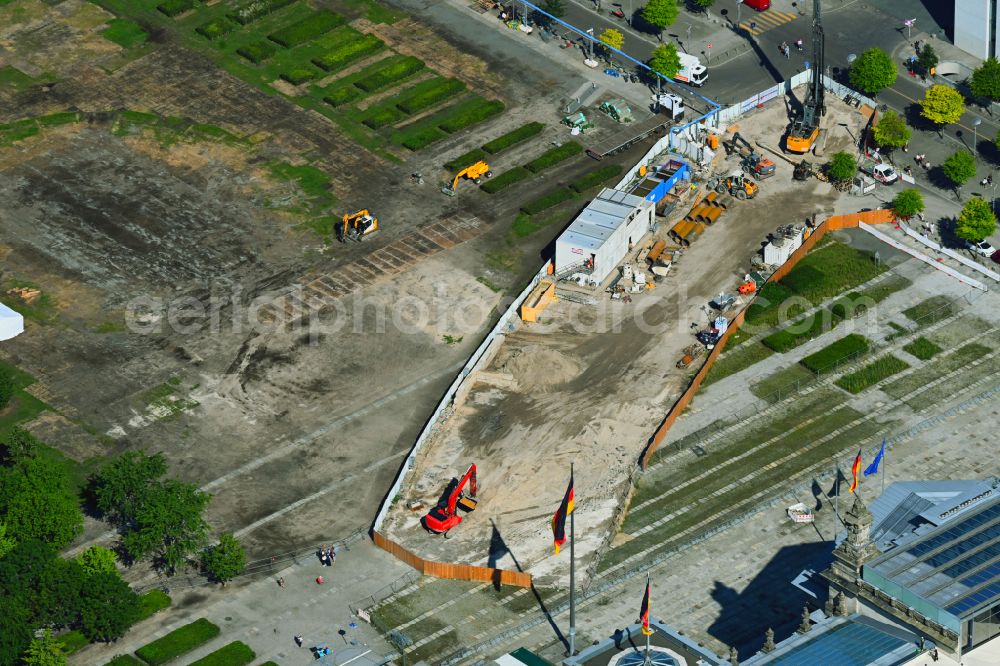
500;346;581;391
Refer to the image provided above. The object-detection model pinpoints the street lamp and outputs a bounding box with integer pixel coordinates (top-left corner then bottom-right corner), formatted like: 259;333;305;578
736;0;742;27
974;117;982;157
586;28;594;60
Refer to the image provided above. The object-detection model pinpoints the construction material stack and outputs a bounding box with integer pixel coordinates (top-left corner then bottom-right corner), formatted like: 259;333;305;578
669;192;729;246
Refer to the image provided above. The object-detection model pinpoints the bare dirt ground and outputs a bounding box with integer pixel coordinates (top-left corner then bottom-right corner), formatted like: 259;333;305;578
380;90;872;586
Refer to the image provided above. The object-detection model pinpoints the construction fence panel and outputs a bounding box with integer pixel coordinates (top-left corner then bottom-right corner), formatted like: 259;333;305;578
372;531;531;588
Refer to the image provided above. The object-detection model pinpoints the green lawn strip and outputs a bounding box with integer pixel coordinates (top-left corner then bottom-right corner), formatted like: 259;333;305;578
34;111;80;127
134;618;220;666
101;18;148;48
482;121;545;154
0;118;40;145
280;65;319;85
445;148;488;172
520;188;575;215
188;641;255;666
743;283;804;329
356;77;463;128
605;410;885;571
720;326;753;352
396;124;446;151
228;0;297;25
437;97;504;133
761;310;843;353
509;210;566;239
318;52;411;106
268;9;344;47
800;334;870;374
0;65;37;90
480;166;531;193
570;163;623;192
828;274;912;319
353;55;424;93
902;295;956;326
311;32;382;72
834;355;910;394
625;402;860;532
749;364;816;402
267;161;334;212
105;655;145;666
928;315;990;348
196;15;237;39
157;0;197;18
903;337;943;361
137;589;172;621
882;342;992;399
371;580;475;631
904;354;1000;409
523;141;582;173
236;39;277;63
701;342;773;386
781;240;886;303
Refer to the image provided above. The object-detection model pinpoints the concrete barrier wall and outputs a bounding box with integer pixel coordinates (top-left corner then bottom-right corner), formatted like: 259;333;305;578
640;209;895;468
372;531;531;588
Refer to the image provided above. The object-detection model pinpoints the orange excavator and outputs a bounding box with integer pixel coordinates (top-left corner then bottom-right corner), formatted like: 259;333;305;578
442;161;492;196
338;209;379;242
422;463;478;536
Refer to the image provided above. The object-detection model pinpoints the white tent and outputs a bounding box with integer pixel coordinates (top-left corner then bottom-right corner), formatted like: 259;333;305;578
0;302;24;341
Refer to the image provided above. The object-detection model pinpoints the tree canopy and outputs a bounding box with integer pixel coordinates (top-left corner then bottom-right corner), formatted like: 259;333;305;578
121;479;210;572
970;57;1000;102
942;150;976;188
599;28;624;53
690;0;714;7
826;152;857;183
918;44;939;73
648;43;682;79
872;110;912;150
641;0;679;37
0;367;14;410
78;572;140;642
22;630;65;666
201;533;247;585
77;545;118;577
891;189;925;220
0;455;83;549
920;85;966;127
956;197;998;241
848;48;897;95
92;450;168;525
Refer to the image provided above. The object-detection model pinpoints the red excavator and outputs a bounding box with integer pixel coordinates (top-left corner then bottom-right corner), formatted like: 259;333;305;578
422;464;478;536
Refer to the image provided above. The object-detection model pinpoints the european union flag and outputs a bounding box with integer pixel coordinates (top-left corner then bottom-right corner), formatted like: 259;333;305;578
864;439;886;477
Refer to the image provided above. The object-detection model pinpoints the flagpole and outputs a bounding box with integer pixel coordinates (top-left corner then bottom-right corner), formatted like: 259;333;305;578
644;574;651;663
569;462;576;658
834;463;839;522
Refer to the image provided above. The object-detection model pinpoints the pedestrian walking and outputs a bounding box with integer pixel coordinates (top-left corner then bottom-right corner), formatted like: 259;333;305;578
277;577;285;588
329;546;336;565
294;635;304;647
319;544;329;566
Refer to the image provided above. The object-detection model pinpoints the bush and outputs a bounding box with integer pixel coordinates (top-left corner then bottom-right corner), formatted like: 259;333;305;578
397;78;466;114
570;164;623;192
438;98;504;133
324;85;362;107
196;17;236;39
269;10;344;47
800;334;870;374
362;104;405;129
106;656;145;666
835;355;909;393
188;641;256;666
37;112;81;127
135;619;220;666
398;125;446;150
229;0;296;25
157;0;196;18
312;34;383;71
137;590;172;621
280;67;318;85
903;336;943;360
482;122;545;154
354;56;424;92
445;148;488;172
237;40;277;64
521;188;575;214
480;166;531;193
524;141;583;173
60;630;89;654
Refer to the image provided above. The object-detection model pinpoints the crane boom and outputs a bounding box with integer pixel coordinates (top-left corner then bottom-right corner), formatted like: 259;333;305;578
422;463;478;535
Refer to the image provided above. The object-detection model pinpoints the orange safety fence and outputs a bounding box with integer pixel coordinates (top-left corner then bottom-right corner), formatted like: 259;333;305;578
372;531;532;588
640;209;895;468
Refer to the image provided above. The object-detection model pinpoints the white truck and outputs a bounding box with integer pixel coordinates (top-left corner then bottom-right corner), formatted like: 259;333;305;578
860;158;898;185
673;52;707;87
651;92;685;120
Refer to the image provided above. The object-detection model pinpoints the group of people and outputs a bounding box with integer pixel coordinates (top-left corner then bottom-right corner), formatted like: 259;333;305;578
778;39;804;58
914;154;931;170
319;543;337;566
981;174;994;186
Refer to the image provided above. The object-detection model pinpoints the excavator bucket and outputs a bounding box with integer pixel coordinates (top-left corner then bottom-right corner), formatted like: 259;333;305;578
457;496;478;513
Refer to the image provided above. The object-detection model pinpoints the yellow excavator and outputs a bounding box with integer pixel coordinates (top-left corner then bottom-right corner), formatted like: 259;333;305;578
338;210;379;242
442;160;492;196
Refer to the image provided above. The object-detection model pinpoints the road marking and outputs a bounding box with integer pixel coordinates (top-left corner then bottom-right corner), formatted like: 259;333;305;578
739;10;798;36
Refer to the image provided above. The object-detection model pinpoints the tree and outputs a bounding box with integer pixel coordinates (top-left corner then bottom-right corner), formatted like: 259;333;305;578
599;28;624;54
76;546;118;577
920;84;966;128
918;44;939;73
690;0;714;7
120;480;210;572
22;629;66;666
892;189;925;220
942;150;976;190
1;426;39;463
78;572;139;642
0;598;31;666
955;197;998;241
648;43;682;79
201;533;246;585
0;522;15;559
872;110;912;150
641;0;678;40
35;558;86;629
970;57;1000;102
826;152;857;183
0;456;83;549
0;368;13;410
92;451;168;525
848;47;897;95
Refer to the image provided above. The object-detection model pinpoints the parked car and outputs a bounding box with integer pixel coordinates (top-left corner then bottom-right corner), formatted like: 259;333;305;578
966;239;997;257
991;249;1000;265
743;0;771;10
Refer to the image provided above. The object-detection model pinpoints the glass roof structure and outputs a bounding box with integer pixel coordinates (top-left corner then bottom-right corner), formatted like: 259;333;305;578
753;621;911;666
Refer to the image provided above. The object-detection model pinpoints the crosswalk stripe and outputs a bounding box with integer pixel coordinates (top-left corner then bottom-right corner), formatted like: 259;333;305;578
739;10;799;36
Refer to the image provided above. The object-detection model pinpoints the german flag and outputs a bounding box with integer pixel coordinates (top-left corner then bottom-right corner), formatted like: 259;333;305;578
849;449;862;493
640;576;652;635
551;474;574;554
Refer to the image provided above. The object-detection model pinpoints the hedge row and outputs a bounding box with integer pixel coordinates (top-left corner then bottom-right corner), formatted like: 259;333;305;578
188;641;256;666
312;34;383;72
398;125;446;150
524;141;582;173
834;355;909;394
800;334;870;374
196;17;236;39
229;0;296;25
137;590;172;622
268;10;344;48
481;166;531;194
280;66;318;85
570;163;623;192
903;336;942;360
397;78;466;114
237;40;277;64
105;656;144;666
157;0;196;18
445;148;488;172
521;188;575;214
761;312;842;353
362;104;406;129
354;56;424;92
324;85;363;107
440;98;504;133
483;121;544;154
135;619;220;666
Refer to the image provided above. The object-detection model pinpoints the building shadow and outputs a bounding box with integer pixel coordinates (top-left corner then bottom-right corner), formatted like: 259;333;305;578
706;541;833;660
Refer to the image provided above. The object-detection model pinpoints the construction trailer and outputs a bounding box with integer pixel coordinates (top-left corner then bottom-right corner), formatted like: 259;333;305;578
0;302;24;341
628;159;691;204
554;188;655;286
